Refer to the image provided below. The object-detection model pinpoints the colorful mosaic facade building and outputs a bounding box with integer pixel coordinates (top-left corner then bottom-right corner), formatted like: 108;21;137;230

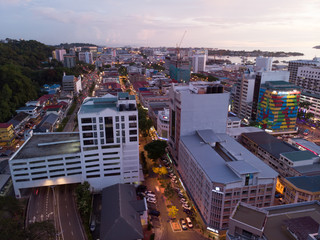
257;81;300;132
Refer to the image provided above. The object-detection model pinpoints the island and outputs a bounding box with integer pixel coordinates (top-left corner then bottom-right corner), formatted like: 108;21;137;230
313;45;320;49
208;49;304;57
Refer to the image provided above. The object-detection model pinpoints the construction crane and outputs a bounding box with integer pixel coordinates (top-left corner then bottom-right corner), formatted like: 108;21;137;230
176;30;187;60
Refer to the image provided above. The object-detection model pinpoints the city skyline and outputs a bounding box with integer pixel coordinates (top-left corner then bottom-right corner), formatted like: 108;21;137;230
0;0;320;53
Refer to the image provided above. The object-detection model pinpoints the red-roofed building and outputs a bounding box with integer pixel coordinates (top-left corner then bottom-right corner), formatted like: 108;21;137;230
38;94;55;106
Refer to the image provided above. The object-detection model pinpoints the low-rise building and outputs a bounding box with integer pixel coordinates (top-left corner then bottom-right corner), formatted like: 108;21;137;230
16;106;39;119
100;184;146;240
283;176;320;203
227;201;320;240
0;123;15;146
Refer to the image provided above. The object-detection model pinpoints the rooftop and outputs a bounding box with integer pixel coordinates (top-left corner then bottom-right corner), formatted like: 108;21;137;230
232;203;267;230
0;123;12;128
12;133;80;159
100;184;144;240
262;80;300;90
286;175;320;192
263;201;320;240
291;138;320;155
281;150;318;162
231;201;320;240
180;130;277;184
242;131;298;159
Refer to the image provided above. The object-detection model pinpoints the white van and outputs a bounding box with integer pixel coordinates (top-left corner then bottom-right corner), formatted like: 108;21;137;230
185;217;193;228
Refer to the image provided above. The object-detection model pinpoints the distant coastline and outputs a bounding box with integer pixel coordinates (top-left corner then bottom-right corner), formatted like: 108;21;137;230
208;49;303;57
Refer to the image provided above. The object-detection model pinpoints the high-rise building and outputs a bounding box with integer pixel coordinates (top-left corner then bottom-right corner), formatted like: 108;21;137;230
168;82;229;162
53;49;67;62
63;54;76;68
78;93;139;188
256;81;300;133
62;75;82;94
288;58;320;86
79;51;93;64
192;54;206;73
296;66;320;94
9;93;140;197
255;56;273;72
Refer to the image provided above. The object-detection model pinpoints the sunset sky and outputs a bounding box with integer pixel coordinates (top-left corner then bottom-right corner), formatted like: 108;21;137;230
1;0;319;52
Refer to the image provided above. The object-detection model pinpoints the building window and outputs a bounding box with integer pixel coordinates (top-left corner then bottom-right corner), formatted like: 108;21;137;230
83;132;93;138
130;137;137;142
115;116;119;122
105;117;114;143
129;130;137;135
129;115;137;121
84;140;94;145
81;118;92;124
121;116;125;121
129;122;137;128
99;117;103;123
82;125;92;131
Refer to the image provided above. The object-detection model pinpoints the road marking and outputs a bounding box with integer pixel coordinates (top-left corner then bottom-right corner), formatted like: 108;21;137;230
69;221;71;226
67;213;69;217
71;231;74;236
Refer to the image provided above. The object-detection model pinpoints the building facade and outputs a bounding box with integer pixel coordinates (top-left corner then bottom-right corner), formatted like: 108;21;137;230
192;54;206;73
256;81;300;133
0;123;15;146
63;54;76;68
288;58;320;86
53;49;67;62
79;51;93;64
9;93;140;197
179;130;277;235
156;108;169;140
168;82;229;163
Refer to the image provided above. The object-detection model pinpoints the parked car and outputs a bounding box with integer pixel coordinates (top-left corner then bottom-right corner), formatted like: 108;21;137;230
147;198;157;204
146;193;156;198
186;217;193;228
149;210;160;217
180;218;188;230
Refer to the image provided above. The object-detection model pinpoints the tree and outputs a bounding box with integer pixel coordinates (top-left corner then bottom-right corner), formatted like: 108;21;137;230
26;221;56;240
75;181;91;219
138;105;153;136
144;140;167;161
168;206;179;219
164;183;175;200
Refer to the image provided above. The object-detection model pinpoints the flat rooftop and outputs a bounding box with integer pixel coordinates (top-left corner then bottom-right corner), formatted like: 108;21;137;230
12;133;80;159
286;175;320;192
291;138;320;155
281;150;317;162
180;130;277;184
263;201;320;240
242;131;298;159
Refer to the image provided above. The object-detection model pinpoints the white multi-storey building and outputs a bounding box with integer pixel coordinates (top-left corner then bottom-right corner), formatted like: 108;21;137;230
300;92;320;120
297;66;320;94
79;51;93;64
9;93;140;197
255;56;273;72
78;93;139;188
192;54;206;73
288;58;320;86
168;82;229;163
156;108;169;140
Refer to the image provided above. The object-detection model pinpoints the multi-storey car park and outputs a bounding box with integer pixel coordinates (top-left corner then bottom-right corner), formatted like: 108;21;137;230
9;93;140;198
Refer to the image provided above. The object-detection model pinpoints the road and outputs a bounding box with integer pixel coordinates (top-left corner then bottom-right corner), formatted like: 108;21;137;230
57;184;85;240
27;187;54;226
63;102;81;132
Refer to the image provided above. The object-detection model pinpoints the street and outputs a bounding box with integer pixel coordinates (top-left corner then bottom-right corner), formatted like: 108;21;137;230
57;184;85;240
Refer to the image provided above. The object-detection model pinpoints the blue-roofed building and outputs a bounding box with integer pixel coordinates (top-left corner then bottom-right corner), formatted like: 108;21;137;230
283;175;320;204
178;129;278;235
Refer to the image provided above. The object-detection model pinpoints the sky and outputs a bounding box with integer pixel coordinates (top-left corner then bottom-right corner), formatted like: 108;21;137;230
1;0;320;53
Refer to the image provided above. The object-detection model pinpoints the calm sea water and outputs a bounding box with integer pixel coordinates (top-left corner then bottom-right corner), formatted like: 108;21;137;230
208;47;320;64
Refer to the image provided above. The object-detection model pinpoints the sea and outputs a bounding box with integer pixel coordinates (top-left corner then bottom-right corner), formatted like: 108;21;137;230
207;46;320;64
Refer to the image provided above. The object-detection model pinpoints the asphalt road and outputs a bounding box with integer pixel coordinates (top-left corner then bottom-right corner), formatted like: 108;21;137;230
57;184;85;240
27;187;54;225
